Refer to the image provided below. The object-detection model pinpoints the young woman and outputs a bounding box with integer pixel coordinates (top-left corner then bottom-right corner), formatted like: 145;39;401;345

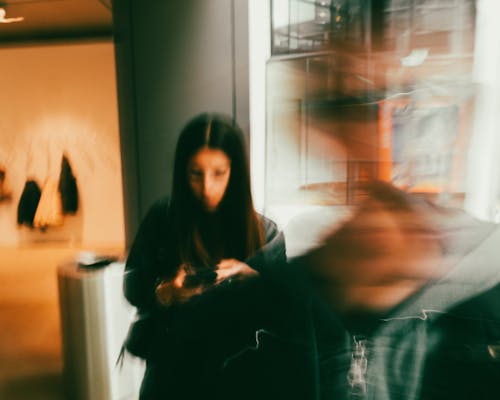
123;112;286;399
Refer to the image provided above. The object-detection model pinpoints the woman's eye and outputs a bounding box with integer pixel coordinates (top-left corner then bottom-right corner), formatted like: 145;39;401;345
189;170;203;178
214;170;228;177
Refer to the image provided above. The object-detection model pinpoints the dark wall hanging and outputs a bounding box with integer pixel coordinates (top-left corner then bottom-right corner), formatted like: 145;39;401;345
58;154;79;214
17;180;42;228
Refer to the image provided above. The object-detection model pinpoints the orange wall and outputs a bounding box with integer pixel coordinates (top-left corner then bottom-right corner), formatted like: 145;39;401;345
0;41;124;248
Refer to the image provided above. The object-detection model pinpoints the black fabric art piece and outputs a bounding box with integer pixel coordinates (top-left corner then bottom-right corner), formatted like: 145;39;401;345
17;180;42;227
58;154;79;214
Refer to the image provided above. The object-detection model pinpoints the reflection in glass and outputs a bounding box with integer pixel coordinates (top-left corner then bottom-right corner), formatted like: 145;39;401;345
265;0;491;229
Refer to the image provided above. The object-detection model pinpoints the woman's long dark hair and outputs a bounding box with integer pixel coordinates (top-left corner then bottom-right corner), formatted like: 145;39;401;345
169;112;264;269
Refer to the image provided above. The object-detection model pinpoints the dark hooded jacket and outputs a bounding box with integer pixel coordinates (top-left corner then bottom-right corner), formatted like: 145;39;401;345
123;197;286;360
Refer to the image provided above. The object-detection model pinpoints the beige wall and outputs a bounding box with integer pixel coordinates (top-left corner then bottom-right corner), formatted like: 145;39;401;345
0;41;124;248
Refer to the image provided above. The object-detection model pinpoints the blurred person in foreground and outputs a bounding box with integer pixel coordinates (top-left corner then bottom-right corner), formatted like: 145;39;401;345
151;104;500;400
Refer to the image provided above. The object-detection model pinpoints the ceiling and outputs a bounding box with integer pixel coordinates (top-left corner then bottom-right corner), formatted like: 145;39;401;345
0;0;112;44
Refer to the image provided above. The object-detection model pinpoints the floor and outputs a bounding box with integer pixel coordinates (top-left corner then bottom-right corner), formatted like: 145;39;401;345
0;245;125;400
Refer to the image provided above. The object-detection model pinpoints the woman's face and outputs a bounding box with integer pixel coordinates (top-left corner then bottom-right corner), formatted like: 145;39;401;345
187;147;231;212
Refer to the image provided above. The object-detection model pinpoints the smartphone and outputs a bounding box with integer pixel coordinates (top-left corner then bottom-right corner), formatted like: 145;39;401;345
183;270;217;287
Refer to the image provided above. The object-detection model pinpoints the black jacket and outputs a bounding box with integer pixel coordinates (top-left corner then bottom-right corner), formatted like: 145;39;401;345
123;197;286;359
149;212;500;400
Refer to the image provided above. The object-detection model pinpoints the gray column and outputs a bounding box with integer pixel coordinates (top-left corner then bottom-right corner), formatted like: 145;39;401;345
112;0;249;247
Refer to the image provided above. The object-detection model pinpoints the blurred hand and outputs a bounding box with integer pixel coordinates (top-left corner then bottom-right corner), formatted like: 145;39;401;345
310;183;445;312
216;258;258;284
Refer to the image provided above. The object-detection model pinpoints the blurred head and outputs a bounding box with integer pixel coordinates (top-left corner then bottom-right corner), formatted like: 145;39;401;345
308;96;467;205
170;113;263;266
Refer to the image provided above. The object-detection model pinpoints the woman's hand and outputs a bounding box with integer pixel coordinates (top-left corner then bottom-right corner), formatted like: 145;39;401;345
156;260;258;306
216;258;258;284
155;266;203;306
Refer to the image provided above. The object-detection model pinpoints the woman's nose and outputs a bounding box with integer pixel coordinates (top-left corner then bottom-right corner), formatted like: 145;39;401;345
202;176;214;195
